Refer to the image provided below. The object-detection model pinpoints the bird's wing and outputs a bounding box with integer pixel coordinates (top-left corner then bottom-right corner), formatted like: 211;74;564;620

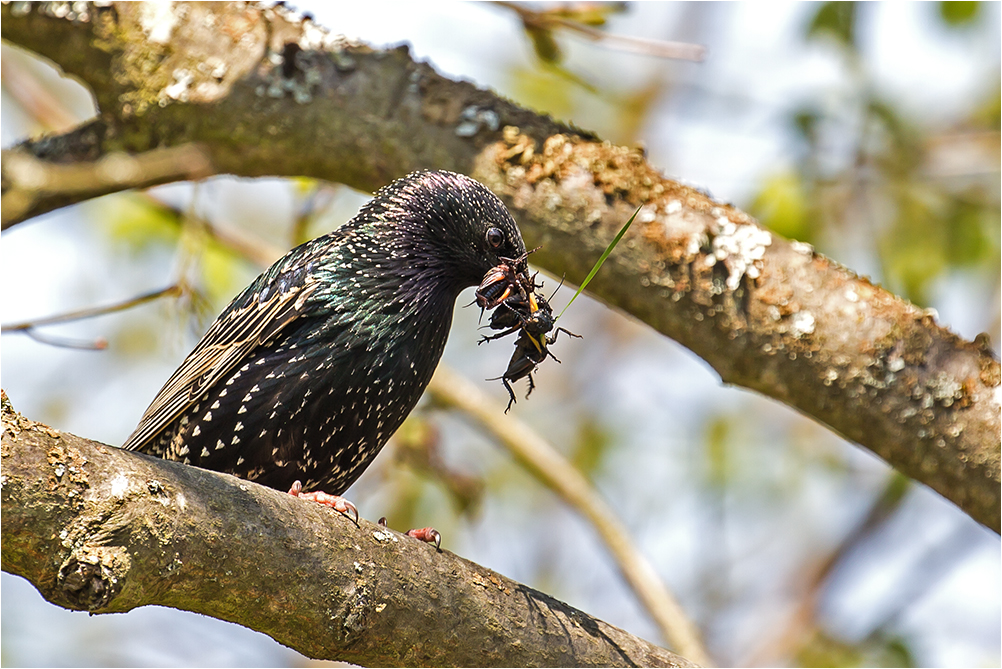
122;278;319;451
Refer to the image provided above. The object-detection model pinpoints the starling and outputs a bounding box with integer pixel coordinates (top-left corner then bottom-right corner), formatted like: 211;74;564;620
123;171;529;509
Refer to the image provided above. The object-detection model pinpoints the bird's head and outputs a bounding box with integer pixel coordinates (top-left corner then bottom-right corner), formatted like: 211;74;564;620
367;171;529;298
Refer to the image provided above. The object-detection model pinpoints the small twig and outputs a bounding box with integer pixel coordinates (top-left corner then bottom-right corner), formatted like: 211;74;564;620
428;365;713;667
1;285;183;333
745;474;911;666
552;17;706;61
2;285;185;351
137;192;287;268
1;53;82;131
495;1;706;62
22;327;107;351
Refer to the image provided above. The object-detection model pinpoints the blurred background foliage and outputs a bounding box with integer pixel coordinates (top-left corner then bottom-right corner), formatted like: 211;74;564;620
1;2;999;667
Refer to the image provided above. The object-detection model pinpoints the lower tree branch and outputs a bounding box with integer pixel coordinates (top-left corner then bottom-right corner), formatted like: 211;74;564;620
2;142;214;228
0;391;693;668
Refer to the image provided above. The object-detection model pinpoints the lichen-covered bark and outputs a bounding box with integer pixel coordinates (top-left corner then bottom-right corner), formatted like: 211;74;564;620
1;392;693;668
1;1;583;223
1;1;998;531
471;133;1001;533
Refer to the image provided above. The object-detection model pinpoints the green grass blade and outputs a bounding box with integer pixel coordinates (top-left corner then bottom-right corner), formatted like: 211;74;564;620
557;204;642;320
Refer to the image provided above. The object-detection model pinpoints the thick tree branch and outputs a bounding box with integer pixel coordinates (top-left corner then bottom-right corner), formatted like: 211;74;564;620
0;391;693;668
1;1;997;532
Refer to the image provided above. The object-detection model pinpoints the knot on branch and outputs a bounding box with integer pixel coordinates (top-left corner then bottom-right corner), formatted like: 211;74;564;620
58;545;130;611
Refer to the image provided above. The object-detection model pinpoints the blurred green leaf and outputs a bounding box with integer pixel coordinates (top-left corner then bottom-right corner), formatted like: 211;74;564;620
793;109;822;145
705;415;730;490
878;472;912;511
200;239;251;307
945;192;1002;266
882;185;947;306
796;629;916;667
112;320;163;359
751;172;813;242
806;2;858;48
509;65;578;120
971;80;1001;126
867;99;923;173
938;1;980;26
570;418;612;477
526;25;563;64
290;176;318;195
551;2;627;27
97;194;180;252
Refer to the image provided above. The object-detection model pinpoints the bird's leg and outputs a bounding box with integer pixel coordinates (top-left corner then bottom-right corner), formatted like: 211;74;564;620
378;518;442;549
288;480;359;524
405;527;442;549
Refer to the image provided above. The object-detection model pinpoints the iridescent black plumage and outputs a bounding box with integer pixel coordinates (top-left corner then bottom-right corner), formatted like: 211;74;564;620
124;171;528;495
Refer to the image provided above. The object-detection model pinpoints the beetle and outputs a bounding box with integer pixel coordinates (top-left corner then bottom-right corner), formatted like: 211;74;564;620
473;248;540;312
482;290;580;413
474;205;642;412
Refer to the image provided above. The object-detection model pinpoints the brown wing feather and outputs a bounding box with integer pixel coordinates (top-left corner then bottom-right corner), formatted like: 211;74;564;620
122;281;317;451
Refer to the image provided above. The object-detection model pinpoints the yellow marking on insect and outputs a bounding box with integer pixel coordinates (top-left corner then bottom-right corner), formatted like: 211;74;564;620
528;332;545;354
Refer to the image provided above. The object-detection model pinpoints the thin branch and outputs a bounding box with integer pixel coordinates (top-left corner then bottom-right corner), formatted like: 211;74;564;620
427;366;713;667
0;391;694;669
1;52;83;132
2;285;186;351
493;1;707;62
1;285;183;332
746;474;911;665
21;327;107;351
2;144;214;229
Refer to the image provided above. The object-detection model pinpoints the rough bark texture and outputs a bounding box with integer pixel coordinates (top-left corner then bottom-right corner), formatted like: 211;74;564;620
1;3;997;532
1;392;693;668
470;137;1001;533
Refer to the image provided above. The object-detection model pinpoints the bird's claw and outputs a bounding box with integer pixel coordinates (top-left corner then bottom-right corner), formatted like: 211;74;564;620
406;526;442;549
378;518;442;549
288;480;359;524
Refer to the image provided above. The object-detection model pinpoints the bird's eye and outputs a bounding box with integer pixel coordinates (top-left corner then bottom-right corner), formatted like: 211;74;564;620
486;227;504;248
